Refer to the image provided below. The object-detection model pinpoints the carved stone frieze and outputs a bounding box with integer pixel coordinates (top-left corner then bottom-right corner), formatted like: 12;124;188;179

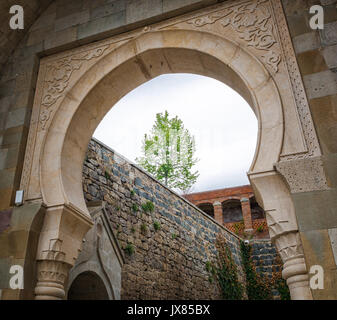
39;45;110;131
187;0;281;73
271;0;321;160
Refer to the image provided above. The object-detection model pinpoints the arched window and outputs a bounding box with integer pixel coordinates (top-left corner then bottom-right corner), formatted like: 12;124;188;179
68;271;109;300
197;203;214;218
222;200;243;223
250;197;265;220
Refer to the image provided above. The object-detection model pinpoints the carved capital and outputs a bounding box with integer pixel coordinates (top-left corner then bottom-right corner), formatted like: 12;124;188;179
275;157;329;194
34;204;93;299
274;232;313;300
35;260;71;300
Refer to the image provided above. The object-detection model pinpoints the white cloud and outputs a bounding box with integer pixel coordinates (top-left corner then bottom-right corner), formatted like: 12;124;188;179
93;74;258;192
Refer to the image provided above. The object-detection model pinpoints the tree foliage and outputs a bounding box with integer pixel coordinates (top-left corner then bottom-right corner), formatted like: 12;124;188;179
136;111;199;193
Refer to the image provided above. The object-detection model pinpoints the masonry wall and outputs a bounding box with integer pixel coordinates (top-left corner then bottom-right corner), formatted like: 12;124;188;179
83;139;245;299
0;0;336;299
281;0;337;299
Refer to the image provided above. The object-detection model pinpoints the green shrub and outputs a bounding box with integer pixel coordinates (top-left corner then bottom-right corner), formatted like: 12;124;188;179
132;203;139;213
142;201;155;213
141;223;148;234
104;170;110;180
153;221;161;231
256;225;264;233
124;243;135;256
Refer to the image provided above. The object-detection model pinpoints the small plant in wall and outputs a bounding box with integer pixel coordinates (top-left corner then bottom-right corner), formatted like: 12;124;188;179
140;223;148;235
131;226;136;233
124;242;135;256
256;225;264;233
130;189;136;197
104;170;111;180
153;221;161;231
132;203;139;213
171;232;177;240
142;200;155;213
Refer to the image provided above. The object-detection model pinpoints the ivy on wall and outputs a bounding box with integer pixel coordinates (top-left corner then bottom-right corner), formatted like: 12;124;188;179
206;236;244;300
207;236;290;300
240;241;273;300
240;241;290;300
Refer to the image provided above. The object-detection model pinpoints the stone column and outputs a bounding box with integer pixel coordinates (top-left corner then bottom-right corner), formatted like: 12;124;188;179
240;197;253;233
34;204;93;300
250;171;313;300
275;232;312;300
213;201;223;225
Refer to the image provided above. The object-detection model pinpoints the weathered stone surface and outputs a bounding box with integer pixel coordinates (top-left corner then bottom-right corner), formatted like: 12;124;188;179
83;139;241;299
82;139;282;299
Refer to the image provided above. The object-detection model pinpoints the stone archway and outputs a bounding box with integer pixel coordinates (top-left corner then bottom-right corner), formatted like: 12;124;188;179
67;271;109;300
18;0;322;300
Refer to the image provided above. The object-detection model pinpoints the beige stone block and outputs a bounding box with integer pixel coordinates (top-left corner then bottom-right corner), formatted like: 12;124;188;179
309;94;337;154
304;70;337;100
301;229;337;269
5;108;26;130
91;1;126;20
320;21;337;46
126;0;162;24
328;228;337;266
297;49;329;75
163;0;215;12
54;10;90;32
27;26;53;46
30;12;56;32
77;11;126;40
44;27;77;51
293;32;321;54
322;44;337;69
0;187;13;211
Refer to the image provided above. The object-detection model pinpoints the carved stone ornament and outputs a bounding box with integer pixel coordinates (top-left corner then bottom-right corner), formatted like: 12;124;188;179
39;45;110;130
20;0;323;201
187;0;281;73
35;259;71;300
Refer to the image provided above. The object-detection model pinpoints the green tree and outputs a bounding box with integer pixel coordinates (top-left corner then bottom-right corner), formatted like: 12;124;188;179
136;111;199;193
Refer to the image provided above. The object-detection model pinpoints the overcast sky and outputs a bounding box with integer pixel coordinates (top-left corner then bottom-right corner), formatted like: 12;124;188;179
93;74;258;193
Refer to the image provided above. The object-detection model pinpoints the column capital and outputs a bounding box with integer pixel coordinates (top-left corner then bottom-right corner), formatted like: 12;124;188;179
34;203;93;299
